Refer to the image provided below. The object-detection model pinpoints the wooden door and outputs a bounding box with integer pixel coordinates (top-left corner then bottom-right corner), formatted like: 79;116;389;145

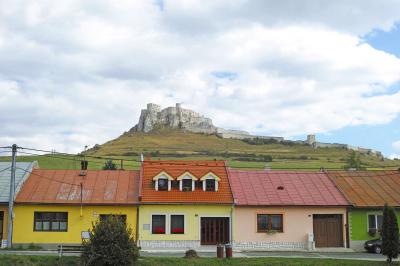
201;217;229;245
0;211;3;240
313;214;343;247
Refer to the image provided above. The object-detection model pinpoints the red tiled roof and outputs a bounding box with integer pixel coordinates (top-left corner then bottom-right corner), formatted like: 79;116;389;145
140;160;233;204
228;169;349;206
327;171;400;207
15;169;140;205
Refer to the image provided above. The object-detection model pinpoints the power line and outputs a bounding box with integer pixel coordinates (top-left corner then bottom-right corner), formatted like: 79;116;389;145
19;146;141;162
16;166;81;187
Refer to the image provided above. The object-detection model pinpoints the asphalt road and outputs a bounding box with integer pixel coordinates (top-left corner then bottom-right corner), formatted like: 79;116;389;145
0;250;391;261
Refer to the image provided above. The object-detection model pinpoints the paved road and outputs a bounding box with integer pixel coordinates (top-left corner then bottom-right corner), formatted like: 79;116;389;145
0;250;390;261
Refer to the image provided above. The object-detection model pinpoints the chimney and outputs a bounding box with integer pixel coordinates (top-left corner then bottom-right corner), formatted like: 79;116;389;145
80;160;88;176
81;160;88;170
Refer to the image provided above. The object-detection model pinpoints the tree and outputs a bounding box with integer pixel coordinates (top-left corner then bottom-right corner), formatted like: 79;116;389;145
81;216;139;266
345;151;361;169
382;204;399;263
103;160;117;170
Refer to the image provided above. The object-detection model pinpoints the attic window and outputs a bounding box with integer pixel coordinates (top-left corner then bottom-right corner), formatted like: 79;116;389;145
153;172;173;191
158;178;169;191
277;186;284;190
178;172;196;192
205;179;216;191
200;172;221;192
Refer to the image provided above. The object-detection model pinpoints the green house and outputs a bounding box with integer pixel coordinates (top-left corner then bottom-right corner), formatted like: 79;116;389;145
328;170;400;251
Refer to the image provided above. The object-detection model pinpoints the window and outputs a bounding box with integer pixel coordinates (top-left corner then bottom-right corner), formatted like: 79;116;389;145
171;215;184;234
152;215;166;234
34;212;68;232
182;179;192;191
205;179;216;191
368;214;383;232
257;214;283;232
158;179;168;191
99;214;127;224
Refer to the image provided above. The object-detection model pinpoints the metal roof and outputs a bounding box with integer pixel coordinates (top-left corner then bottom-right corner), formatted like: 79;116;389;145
228;169;349;206
15;169;140;205
327;170;400;207
0;161;38;203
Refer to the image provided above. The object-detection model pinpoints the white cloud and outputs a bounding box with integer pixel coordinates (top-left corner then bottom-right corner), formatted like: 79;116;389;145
0;1;400;153
393;141;400;151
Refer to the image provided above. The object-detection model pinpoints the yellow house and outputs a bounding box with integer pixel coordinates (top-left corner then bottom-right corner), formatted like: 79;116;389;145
138;160;234;250
13;169;140;248
0;161;38;248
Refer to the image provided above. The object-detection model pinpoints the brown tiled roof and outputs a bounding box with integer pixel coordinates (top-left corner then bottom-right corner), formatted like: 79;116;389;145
228;169;349;206
327;171;400;207
140;160;233;204
15;169;140;205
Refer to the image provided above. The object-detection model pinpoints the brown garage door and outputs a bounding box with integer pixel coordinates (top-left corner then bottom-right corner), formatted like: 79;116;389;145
201;217;230;245
313;214;343;247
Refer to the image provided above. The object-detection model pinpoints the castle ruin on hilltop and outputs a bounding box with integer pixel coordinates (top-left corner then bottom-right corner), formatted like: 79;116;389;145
130;103;382;157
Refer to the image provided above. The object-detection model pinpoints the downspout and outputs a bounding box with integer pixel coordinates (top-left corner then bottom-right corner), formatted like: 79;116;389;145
346;208;350;248
136;158;144;245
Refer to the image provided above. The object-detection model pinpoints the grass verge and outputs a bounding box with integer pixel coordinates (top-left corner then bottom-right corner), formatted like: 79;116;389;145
0;255;398;266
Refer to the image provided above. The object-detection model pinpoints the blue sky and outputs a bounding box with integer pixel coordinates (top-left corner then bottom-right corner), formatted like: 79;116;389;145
0;1;400;157
313;24;400;156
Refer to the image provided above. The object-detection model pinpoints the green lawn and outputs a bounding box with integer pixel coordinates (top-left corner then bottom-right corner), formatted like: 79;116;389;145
0;255;398;266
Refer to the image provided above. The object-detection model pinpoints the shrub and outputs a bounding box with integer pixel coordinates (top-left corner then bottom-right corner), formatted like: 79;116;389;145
81;216;139;266
184;249;199;259
382;204;399;263
103;160;117;170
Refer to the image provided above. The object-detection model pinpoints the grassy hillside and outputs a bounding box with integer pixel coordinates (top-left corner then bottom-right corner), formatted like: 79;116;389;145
82;128;397;170
1;128;397;170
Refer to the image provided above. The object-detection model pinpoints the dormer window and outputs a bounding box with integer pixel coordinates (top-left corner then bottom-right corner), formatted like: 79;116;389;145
200;172;221;192
177;172;197;192
153;171;173;191
205;179;216;191
158;178;169;191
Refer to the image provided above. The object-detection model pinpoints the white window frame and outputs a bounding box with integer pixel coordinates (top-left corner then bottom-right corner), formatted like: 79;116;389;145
153;172;173;191
200;172;221;191
367;213;383;232
177;172;197;192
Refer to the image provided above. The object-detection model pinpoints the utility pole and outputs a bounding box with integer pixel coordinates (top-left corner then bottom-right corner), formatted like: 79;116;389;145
7;144;17;248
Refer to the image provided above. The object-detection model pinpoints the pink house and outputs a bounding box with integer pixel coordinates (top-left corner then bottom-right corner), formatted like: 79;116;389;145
228;169;350;250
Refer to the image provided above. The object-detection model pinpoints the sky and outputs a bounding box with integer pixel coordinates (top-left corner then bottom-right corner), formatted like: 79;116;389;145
0;0;400;157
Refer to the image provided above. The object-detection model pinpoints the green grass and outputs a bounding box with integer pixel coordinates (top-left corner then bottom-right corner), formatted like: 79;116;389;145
0;255;398;266
1;128;398;171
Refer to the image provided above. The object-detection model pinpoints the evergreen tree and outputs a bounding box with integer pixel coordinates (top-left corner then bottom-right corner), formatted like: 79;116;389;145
81;216;139;266
382;204;399;263
345;151;361;169
103;160;117;170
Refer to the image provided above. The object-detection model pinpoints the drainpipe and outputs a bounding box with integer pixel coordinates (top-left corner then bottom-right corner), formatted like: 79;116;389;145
136;205;140;242
346;208;350;248
230;203;234;245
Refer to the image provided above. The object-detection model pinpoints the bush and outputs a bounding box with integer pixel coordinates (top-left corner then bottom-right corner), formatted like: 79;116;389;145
184;249;199;259
103;160;117;170
81;216;139;266
382;204;399;263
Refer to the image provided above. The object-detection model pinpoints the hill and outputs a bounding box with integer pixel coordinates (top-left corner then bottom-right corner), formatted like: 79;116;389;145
82;128;398;170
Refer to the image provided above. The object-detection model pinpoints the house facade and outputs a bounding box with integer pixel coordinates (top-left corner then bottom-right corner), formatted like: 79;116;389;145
327;170;400;251
0;161;38;248
13;169;140;248
138;160;234;250
228;169;349;250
